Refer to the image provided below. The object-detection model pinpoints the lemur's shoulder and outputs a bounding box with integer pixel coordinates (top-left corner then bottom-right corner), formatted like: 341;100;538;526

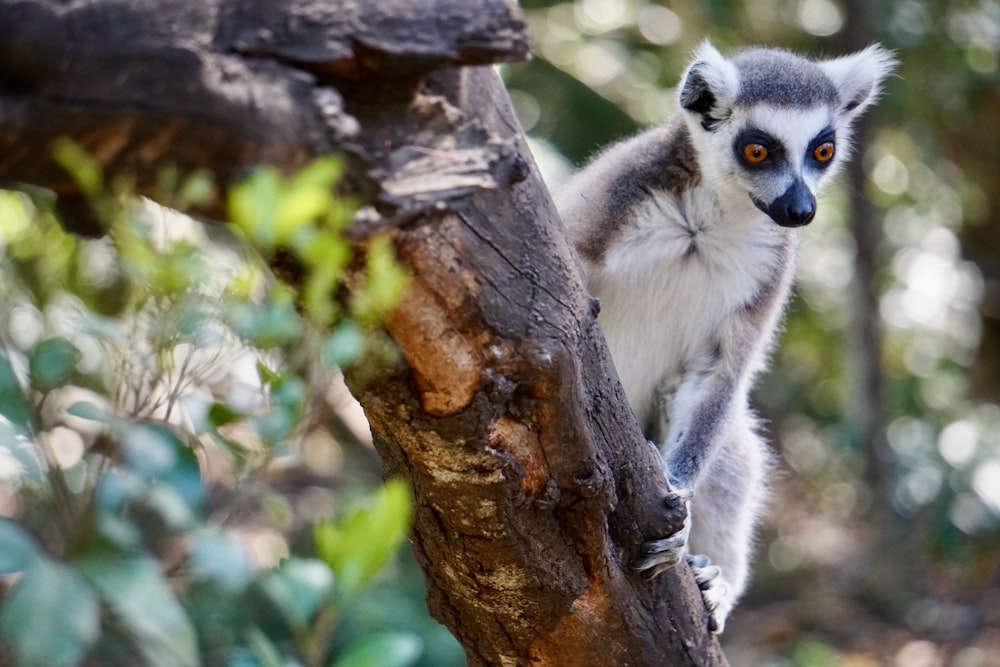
557;117;702;265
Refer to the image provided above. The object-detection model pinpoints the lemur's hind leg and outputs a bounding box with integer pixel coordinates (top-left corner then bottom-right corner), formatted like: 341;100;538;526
687;421;770;633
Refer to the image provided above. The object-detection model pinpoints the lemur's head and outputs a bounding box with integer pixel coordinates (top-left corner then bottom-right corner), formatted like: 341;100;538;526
678;42;896;227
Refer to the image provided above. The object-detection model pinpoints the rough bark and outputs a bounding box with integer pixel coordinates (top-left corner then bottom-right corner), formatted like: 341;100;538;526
0;1;727;664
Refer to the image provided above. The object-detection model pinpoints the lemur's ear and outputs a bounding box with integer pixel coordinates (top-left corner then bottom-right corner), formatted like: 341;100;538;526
818;44;897;119
679;41;740;131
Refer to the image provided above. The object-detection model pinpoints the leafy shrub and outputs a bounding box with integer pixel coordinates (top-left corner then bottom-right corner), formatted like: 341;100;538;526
0;146;454;667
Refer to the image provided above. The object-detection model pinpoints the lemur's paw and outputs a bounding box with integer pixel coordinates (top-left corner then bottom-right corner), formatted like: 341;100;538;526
631;489;692;577
685;553;732;634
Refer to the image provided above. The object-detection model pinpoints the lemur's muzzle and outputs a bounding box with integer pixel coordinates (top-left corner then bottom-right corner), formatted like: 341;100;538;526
752;179;816;228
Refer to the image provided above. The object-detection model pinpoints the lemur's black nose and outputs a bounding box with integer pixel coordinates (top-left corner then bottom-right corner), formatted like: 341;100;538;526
785;197;816;226
762;179;816;227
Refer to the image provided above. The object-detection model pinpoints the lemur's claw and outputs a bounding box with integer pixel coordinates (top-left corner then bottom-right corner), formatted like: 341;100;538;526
632;486;693;577
685;553;731;634
666;485;693;504
632;534;688;575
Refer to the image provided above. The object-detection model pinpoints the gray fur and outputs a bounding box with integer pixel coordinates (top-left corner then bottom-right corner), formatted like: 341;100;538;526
732;48;839;108
559;118;699;265
557;41;894;633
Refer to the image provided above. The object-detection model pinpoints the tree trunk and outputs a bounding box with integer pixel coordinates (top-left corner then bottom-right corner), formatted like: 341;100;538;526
0;1;726;664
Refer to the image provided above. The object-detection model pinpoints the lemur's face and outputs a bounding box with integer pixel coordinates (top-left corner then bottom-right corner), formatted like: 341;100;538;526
723;104;842;228
678;42;895;228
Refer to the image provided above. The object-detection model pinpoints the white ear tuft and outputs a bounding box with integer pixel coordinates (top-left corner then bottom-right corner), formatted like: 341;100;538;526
818;44;897;118
679;40;740;131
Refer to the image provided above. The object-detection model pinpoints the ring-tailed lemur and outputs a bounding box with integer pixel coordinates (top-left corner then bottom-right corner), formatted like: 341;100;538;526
557;42;895;632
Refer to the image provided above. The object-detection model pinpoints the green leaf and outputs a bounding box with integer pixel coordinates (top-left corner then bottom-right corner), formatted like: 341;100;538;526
0;519;40;574
351;236;409;325
256;557;334;632
274;188;333;243
77;550;199;667
322;322;366;368
66;400;111;424
122;422;180;477
121;423;204;509
0;353;32;434
51;138;103;197
256;361;282;389
176;170;216;210
143;483;196;530
0;419;45;484
228;168;281;247
0;557;100;667
207;401;242;429
243;625;297;667
229;299;303;349
188;529;251;590
253;376;305;444
315;478;412;599
330;632;422;667
286;156;343;191
28;337;81;392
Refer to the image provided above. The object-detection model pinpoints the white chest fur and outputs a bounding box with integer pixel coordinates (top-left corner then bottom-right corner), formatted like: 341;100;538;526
588;186;792;427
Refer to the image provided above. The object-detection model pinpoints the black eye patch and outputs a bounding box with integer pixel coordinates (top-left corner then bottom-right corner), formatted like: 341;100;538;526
733;128;784;169
807;126;837;168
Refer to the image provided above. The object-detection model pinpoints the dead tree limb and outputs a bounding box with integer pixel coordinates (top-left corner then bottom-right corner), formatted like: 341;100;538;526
0;1;728;664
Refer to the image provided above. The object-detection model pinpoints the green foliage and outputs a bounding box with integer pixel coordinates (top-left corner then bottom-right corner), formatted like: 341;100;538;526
29;337;82;393
315;477;412;600
0;146;442;667
227;157;405;330
0;556;100;667
77;551;200;667
331;632;422;667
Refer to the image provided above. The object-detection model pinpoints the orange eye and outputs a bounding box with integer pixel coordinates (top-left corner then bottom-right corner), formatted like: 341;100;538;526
742;143;768;164
813;142;835;163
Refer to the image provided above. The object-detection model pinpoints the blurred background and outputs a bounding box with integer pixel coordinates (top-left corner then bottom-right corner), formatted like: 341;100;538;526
1;1;998;666
501;0;1000;665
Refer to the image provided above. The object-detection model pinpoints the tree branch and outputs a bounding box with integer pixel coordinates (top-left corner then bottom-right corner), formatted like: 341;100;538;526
0;1;727;664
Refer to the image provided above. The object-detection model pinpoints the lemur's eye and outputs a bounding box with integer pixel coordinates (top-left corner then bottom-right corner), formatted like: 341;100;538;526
813;142;835;163
742;143;769;164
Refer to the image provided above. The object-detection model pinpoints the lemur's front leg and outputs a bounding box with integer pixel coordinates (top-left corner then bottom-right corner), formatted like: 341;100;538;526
632;361;744;633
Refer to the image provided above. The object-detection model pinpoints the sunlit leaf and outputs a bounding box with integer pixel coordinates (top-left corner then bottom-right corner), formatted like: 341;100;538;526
77;550;199;667
51;138;102;197
228;168;281;247
176;170;216;210
330;631;422;667
315;478;412;599
274;188;333;243
0;557;100;667
351;236;409;325
286;156;343;191
28;337;81;392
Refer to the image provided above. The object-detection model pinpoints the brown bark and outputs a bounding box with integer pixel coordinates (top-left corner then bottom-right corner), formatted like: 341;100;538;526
0;1;727;664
